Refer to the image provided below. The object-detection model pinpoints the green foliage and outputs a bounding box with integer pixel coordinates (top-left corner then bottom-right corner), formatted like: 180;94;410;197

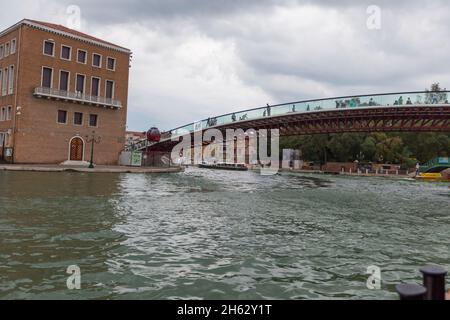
279;83;450;166
280;132;450;166
424;82;448;103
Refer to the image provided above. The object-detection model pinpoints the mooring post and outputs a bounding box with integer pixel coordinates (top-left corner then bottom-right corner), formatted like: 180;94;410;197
420;265;447;300
395;283;427;300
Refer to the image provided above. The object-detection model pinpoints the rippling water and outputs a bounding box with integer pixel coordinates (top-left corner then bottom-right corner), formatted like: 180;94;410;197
0;168;449;300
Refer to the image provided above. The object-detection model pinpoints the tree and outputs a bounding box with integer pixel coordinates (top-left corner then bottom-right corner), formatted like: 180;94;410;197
425;82;448;104
327;133;365;162
280;132;449;166
361;135;377;160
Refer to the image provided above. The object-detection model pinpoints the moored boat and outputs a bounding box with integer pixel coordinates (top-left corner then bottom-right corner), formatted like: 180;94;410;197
415;172;450;182
199;162;248;171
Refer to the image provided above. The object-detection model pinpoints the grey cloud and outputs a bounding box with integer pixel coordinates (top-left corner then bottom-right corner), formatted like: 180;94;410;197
2;0;450;130
63;0;285;22
62;0;446;22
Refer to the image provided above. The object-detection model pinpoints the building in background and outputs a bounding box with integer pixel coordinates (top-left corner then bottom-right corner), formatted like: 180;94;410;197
0;19;131;164
125;131;146;145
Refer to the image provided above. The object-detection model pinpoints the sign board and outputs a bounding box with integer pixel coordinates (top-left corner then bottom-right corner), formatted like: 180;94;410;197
438;157;449;164
131;152;143;167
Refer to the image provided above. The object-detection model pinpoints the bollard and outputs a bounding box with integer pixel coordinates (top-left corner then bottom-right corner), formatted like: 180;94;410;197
420;265;447;300
396;283;427;300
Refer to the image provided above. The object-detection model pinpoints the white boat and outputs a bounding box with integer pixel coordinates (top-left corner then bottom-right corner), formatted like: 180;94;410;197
199;162;248;171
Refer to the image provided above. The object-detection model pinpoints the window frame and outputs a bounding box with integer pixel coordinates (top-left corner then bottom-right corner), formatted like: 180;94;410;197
92;53;102;68
2;67;8;96
4;42;10;57
57;109;68;125
105;79;115;99
91;76;101;97
77;49;87;64
6;106;12;121
8;65;14;95
43;40;55;57
59;70;71;92
41;66;54;89
106;57;116;71
73;112;84;126
75;73;86;94
60;45;72;61
89;114;98;128
10;39;16;54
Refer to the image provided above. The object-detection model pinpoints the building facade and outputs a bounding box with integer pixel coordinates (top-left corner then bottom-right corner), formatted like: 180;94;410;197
0;19;131;165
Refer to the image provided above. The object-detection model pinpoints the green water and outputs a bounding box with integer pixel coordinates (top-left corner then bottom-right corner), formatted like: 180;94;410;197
0;168;449;300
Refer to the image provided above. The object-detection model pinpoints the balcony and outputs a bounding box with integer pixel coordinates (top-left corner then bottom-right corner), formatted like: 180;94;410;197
33;87;122;109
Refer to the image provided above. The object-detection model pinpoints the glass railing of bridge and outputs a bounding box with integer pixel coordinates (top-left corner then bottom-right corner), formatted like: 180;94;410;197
165;91;449;140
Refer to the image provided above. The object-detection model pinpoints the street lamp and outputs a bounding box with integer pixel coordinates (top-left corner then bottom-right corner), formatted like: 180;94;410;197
11;106;22;164
86;131;101;169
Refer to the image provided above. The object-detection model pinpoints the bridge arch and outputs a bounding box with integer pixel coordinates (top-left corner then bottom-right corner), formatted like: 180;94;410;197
132;91;450;152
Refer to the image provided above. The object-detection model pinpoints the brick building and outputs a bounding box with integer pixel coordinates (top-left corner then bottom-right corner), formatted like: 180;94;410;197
0;19;131;165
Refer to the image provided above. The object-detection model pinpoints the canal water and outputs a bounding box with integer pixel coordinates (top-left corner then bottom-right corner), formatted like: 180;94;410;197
0;168;449;299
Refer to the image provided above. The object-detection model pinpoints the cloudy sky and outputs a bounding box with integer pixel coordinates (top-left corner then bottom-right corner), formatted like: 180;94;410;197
1;0;449;131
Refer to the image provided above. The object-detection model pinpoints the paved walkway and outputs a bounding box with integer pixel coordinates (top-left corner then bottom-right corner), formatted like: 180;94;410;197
0;164;184;174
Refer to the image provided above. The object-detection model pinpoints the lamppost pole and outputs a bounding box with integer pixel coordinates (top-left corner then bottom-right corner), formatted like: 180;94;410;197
86;131;101;169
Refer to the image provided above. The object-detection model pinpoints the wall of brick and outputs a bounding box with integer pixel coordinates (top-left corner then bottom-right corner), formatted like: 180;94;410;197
1;22;131;165
0;27;20;152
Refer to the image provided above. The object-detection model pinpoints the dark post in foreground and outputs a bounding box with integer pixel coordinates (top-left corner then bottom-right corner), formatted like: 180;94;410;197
395;284;427;300
396;265;448;300
86;131;101;169
420;265;448;300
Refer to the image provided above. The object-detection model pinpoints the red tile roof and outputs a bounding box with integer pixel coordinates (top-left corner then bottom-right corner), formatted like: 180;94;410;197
25;19;130;52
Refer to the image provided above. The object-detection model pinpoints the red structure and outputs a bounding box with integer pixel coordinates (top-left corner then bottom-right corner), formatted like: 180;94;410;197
146;127;161;142
148;105;450;152
227;106;450;135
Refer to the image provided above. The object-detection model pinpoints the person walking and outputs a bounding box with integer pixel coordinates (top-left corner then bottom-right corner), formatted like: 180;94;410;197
415;162;420;176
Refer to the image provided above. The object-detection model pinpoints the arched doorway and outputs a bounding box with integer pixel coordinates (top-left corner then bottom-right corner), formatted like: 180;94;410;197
69;137;84;161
